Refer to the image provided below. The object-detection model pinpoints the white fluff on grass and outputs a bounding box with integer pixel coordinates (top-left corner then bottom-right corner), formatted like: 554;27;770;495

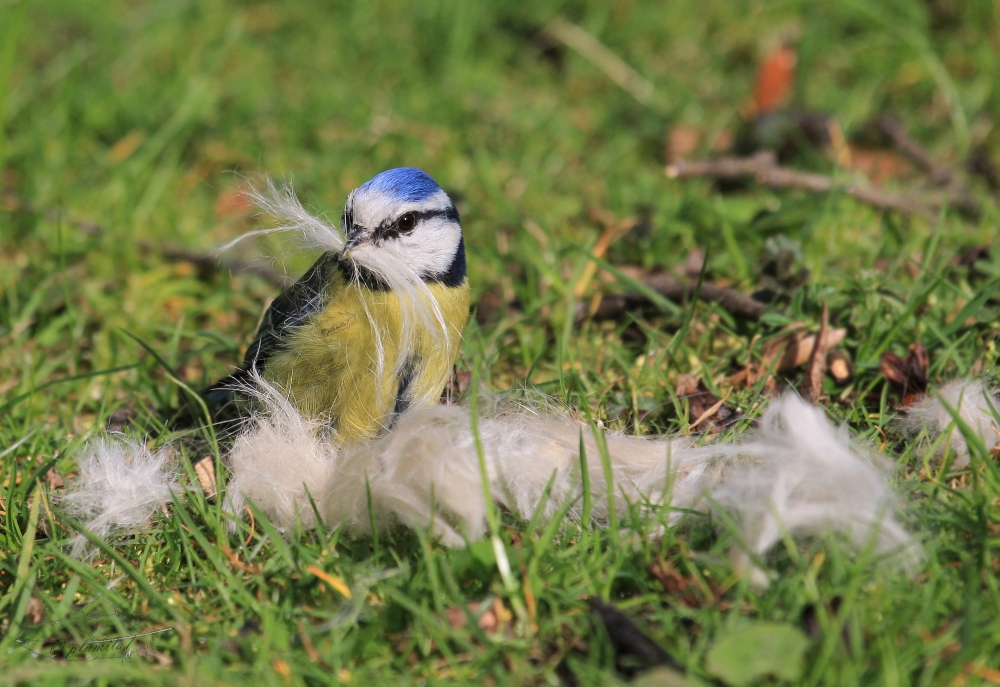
224;377;353;530
226;382;917;571
62;438;178;557
225;377;713;546
704;395;917;584
899;379;999;469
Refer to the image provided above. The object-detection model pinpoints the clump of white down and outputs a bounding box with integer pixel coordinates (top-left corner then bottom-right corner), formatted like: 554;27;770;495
706;395;919;583
61;438;178;557
899;379;999;469
64;387;924;574
225;377;919;576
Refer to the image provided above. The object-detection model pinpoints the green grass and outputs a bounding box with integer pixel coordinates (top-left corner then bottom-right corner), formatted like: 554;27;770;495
2;0;1000;684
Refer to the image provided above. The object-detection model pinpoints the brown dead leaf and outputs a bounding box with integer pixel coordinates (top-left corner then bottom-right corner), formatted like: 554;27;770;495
649;560;729;610
193;457;217;498
675;374;737;434
649;560;701;607
574;211;637;298
799;304;829;404
445;606;466;629
107;406;138;432
667;125;701;164
753;45;796;114
45;467;64;490
214;186;254;219
444;599;513;635
879;342;928;406
25;596;44;625
221;545;263;575
729;326;846;387
136;644;174;666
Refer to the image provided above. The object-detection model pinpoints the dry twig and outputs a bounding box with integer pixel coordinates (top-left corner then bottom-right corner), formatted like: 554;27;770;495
799;303;829;404
667;151;940;221
876;116;982;217
876;117;953;184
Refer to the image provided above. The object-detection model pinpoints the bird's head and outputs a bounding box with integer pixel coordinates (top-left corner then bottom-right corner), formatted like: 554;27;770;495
339;168;465;285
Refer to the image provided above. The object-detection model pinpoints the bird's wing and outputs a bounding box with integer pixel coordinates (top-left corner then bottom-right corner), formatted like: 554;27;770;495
241;252;338;374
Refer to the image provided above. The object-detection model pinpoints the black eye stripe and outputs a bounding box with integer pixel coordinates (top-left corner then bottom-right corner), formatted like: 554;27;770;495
372;208;456;241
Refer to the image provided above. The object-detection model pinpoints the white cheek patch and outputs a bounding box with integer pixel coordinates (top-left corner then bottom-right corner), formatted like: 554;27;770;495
386;217;462;277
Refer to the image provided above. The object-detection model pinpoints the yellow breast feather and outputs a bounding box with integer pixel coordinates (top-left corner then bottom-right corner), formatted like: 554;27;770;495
264;270;470;443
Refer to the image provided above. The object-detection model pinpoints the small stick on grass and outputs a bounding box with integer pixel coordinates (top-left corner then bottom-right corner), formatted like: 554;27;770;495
876;116;953;185
876;116;982;217
799;303;829;404
667;151;939;221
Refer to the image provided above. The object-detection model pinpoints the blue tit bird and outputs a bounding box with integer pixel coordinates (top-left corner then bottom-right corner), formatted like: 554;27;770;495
205;168;470;443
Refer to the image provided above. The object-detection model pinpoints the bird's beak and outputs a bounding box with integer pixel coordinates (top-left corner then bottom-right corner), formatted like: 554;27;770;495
339;226;369;259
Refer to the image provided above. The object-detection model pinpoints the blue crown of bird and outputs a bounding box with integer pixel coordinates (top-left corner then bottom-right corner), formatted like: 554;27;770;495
205;168;470;443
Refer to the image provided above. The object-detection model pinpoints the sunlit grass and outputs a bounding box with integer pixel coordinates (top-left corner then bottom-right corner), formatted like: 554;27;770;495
2;0;1000;684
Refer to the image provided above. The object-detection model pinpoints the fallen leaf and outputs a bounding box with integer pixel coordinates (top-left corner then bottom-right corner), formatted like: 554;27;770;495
705;622;809;686
214;186;254;219
970;663;1000;685
753;45;796;114
25;596;44;624
589;598;677;675
193;457;217;498
879;342;929;406
220;545;263;574
667;125;701;164
729;326;846;387
137;645;174;666
845;148;913;185
574;211;637;298
675;375;737;434
106;406;138;432
45;467;64;490
649;560;702;607
272;657;292;684
445;599;512;635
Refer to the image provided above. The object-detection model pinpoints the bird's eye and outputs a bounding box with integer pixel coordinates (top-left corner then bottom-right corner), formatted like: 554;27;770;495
397;213;416;233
